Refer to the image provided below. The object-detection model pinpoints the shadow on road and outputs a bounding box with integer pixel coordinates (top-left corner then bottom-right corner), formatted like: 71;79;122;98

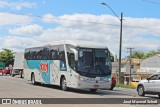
27;83;131;96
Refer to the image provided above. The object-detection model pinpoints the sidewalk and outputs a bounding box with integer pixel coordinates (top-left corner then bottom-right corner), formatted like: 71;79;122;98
113;87;138;97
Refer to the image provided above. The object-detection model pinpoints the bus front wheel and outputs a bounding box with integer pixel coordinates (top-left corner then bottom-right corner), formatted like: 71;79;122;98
90;89;97;93
61;77;68;91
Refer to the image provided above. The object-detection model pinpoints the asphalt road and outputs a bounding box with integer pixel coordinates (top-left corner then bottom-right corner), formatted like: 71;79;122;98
0;75;137;98
0;75;159;107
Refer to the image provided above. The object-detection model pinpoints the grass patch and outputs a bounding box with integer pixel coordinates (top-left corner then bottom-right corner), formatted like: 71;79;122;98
116;83;136;89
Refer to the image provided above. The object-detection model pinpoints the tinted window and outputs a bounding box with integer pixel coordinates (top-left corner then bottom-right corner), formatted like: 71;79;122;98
158;75;160;80
149;75;158;80
67;52;76;70
25;45;65;60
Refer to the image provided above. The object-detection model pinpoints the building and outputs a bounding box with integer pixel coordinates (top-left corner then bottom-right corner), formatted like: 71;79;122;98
140;54;160;73
139;54;160;80
121;58;141;85
112;58;141;85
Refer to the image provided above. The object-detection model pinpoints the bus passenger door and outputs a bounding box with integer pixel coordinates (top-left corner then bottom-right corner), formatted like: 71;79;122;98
50;60;59;85
67;50;77;87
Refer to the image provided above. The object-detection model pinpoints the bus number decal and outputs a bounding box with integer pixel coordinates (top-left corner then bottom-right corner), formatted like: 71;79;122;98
40;62;48;73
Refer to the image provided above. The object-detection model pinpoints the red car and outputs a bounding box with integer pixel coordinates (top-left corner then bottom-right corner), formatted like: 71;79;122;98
110;76;117;90
0;67;10;75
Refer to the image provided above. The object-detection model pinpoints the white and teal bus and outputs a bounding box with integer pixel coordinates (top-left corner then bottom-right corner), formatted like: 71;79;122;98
24;40;112;92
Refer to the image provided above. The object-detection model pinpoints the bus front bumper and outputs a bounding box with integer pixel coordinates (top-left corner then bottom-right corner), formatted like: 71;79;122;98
76;79;112;90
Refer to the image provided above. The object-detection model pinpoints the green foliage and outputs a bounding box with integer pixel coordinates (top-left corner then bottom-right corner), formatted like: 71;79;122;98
0;48;15;66
143;51;155;59
129;49;160;59
131;51;145;59
116;83;136;89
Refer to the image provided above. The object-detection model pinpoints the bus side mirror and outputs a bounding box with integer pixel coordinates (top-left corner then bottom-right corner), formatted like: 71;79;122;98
70;48;78;61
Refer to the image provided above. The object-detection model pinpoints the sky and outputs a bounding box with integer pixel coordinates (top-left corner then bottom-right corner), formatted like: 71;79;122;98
0;0;160;58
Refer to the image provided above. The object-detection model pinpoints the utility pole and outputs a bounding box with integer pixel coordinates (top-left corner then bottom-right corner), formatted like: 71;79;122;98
127;47;134;85
101;2;123;84
118;13;123;83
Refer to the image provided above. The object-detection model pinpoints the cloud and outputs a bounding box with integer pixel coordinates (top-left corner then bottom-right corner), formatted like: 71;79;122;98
2;13;160;57
0;0;36;10
0;12;33;27
9;24;44;36
0;36;42;52
41;14;160;54
42;13;119;27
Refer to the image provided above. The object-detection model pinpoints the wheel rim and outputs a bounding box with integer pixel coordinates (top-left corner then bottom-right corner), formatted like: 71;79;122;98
62;79;67;90
138;86;143;95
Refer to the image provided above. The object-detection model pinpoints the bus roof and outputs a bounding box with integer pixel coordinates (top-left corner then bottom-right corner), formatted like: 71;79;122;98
26;40;107;50
57;40;107;49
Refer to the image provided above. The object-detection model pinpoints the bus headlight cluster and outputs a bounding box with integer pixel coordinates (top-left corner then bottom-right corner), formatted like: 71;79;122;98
79;77;88;81
103;78;111;82
108;78;111;81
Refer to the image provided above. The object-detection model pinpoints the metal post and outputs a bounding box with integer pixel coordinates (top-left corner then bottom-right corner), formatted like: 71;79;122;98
127;47;134;85
101;3;123;84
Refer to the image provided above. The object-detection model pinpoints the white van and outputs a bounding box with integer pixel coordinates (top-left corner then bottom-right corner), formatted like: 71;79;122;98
11;52;24;78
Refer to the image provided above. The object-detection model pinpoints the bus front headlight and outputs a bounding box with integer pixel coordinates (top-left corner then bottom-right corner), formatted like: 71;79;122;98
79;77;88;81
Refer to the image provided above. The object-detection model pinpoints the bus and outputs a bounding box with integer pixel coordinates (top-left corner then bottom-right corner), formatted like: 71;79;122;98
24;40;112;92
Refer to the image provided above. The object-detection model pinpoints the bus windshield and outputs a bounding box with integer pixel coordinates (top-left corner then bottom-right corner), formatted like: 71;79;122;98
77;48;112;77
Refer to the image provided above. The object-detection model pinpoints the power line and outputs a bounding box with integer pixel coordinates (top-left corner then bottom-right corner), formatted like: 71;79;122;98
0;11;120;27
142;0;160;5
1;11;160;31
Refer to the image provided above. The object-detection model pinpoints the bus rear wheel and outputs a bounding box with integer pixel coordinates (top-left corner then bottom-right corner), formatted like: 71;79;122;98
20;71;23;78
90;89;97;93
31;73;37;85
61;77;68;91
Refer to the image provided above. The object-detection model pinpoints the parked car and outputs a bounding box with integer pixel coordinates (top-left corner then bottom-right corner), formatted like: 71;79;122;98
110;76;116;90
0;67;10;75
137;72;160;98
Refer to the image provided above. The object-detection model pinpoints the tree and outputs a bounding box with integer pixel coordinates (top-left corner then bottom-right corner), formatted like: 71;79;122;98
131;51;145;59
0;48;15;67
143;51;155;59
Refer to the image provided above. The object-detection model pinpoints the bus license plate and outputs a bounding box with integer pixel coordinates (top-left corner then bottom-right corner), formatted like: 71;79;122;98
93;85;100;89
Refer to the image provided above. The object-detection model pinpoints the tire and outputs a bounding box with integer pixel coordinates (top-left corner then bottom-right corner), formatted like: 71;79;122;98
110;86;114;90
61;77;68;91
11;73;15;77
20;71;23;78
158;95;160;98
31;73;37;85
137;85;145;96
9;70;11;76
11;70;14;77
90;89;97;93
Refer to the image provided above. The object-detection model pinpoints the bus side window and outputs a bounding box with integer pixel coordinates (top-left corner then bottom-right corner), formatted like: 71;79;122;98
24;52;28;59
49;49;54;59
36;50;41;59
60;51;67;71
42;48;50;60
